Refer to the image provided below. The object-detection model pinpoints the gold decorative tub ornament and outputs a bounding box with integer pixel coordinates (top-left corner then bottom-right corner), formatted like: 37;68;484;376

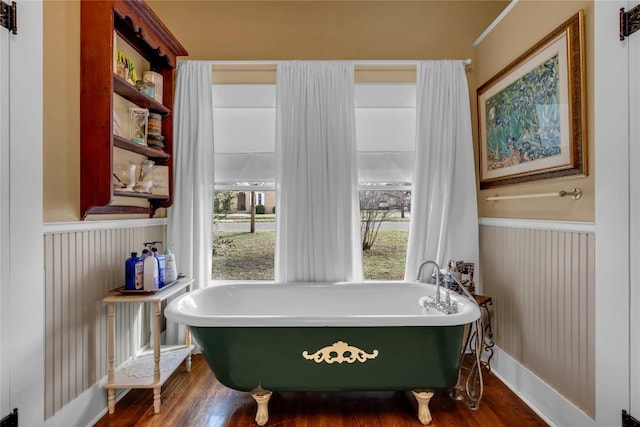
302;340;379;364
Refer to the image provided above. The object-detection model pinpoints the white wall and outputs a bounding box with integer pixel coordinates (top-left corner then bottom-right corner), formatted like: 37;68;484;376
594;1;631;426
0;0;9;416
3;1;45;425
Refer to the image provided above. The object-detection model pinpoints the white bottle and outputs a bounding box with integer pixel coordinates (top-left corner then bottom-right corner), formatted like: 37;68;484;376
164;243;178;283
142;247;159;291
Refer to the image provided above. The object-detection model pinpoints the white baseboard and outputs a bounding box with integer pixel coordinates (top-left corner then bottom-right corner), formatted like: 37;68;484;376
43;375;128;427
491;346;594;427
45;339;167;426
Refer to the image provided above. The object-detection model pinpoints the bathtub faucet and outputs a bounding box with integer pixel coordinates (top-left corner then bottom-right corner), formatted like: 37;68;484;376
417;260;458;315
417;260;442;303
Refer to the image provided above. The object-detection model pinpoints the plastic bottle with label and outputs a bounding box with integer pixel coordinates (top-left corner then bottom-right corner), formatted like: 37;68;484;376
125;252;143;290
152;245;166;287
164;243;178;283
142;246;159;292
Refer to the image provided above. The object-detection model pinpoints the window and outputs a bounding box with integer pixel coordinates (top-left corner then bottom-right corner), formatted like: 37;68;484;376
356;83;415;280
211;80;416;281
211;84;277;280
359;188;410;280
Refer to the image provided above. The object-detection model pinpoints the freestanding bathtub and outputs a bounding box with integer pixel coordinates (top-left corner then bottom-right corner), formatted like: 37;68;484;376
165;280;480;425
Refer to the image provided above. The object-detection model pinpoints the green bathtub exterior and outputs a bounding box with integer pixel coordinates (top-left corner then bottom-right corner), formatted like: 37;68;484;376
190;325;465;392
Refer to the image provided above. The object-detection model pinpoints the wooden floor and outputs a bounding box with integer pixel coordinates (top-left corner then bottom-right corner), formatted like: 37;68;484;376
94;354;548;427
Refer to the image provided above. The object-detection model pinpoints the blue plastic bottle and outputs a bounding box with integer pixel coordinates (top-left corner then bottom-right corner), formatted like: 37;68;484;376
125;252;143;290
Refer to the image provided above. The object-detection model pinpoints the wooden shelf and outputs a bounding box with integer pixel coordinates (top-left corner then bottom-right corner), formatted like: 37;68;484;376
114;190;169;200
104;345;194;389
113;75;170;116
113;135;170;160
104;278;195;303
84;205;155;217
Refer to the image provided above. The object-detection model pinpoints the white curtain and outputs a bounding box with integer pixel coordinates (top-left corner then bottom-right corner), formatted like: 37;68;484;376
275;61;363;282
405;60;479;284
166;61;215;343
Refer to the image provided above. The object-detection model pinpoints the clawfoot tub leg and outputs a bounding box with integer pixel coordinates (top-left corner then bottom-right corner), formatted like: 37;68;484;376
251;389;273;426
412;390;434;425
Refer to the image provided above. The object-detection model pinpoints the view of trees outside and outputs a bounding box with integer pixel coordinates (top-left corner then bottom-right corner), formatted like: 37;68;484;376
359;190;409;250
212;189;410;280
214;191;235;214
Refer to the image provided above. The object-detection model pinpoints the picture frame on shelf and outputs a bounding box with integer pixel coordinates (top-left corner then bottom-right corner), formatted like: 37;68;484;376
477;10;587;189
150;165;169;196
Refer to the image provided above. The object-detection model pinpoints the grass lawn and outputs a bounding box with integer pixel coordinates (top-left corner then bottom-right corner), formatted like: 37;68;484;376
362;230;408;280
215;213;276;223
212;230;408;280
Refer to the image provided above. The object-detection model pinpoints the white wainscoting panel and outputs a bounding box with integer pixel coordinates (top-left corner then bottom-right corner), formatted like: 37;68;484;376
480;220;595;419
43;223;165;419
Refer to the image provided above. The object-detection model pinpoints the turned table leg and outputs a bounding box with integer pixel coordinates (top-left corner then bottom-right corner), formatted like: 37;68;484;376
107;389;115;414
107;302;116;414
412;390;434;425
153;301;161;413
251;389;273;426
153;386;161;413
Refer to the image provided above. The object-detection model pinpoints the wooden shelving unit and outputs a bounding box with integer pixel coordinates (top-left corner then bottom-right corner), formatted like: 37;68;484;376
80;0;188;218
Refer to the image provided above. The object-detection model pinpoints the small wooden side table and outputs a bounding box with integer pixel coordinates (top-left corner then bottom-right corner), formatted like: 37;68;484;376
103;277;194;414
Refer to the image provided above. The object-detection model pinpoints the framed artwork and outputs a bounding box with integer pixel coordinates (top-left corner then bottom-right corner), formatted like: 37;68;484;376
477;10;587;189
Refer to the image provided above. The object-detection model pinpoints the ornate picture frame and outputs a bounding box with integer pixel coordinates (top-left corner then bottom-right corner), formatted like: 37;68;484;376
477;10;587;189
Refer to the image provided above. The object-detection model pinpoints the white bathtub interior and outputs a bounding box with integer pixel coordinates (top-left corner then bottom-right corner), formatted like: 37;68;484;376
165;281;481;327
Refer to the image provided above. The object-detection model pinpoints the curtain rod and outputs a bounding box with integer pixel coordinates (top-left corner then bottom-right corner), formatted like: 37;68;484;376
200;59;472;66
484;188;582;202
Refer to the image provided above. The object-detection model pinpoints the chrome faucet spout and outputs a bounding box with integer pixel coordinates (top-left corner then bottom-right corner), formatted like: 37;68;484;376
416;260;442;304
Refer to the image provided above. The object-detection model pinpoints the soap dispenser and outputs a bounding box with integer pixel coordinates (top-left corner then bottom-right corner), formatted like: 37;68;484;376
164;243;178;283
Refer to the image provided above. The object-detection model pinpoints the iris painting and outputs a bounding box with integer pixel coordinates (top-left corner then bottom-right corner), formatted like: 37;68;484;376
478;11;586;189
485;55;561;171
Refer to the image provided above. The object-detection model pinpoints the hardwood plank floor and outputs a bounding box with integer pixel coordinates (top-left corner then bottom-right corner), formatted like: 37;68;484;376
93;355;548;427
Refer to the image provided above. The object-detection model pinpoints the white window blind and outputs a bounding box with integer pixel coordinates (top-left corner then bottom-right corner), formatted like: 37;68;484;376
212;83;416;186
